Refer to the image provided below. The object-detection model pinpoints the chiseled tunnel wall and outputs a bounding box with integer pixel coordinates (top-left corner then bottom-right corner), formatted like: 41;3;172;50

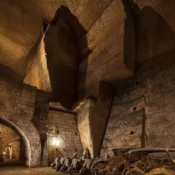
101;63;175;157
101;0;175;156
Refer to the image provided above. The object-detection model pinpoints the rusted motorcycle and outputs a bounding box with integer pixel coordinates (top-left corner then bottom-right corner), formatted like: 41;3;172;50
93;148;132;175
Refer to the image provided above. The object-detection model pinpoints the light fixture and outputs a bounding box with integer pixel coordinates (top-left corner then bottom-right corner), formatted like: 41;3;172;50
3;152;6;155
52;138;61;146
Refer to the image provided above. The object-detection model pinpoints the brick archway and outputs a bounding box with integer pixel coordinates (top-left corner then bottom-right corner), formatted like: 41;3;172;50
0;117;41;167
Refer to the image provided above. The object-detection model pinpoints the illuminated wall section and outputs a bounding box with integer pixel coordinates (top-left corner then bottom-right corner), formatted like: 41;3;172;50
47;110;82;163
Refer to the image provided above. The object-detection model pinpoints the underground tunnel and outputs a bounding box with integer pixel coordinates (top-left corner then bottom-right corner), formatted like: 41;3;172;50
0;122;25;166
1;0;175;175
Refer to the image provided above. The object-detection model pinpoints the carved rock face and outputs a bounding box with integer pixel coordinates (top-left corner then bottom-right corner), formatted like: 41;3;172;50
0;0;113;77
0;0;42;76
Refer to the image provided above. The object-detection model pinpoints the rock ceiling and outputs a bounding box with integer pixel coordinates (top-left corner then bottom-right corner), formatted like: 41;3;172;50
0;0;113;77
1;0;174;105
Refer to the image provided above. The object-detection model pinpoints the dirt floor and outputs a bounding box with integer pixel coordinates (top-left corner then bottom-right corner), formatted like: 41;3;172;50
0;159;25;166
0;166;64;175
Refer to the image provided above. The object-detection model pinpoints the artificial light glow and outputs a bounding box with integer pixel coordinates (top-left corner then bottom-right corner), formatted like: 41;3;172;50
3;152;6;155
52;138;61;146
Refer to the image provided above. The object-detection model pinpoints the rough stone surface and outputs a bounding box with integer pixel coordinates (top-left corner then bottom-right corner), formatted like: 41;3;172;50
0;0;42;76
0;75;42;167
77;82;114;158
78;0;135;99
101;63;175;156
0;0;136;102
77;99;94;156
44;7;80;107
32;91;50;166
0;0;116;98
31;0;114;33
100;0;175;157
48;110;82;163
1;0;175;168
89;82;114;157
145;66;175;148
24;33;52;93
127;0;175;72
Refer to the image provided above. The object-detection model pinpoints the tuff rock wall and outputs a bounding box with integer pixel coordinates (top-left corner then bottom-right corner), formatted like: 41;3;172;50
101;64;175;156
101;0;175;157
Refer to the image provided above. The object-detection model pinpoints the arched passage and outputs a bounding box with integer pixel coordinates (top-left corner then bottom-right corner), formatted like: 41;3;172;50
0;117;41;167
0;123;25;165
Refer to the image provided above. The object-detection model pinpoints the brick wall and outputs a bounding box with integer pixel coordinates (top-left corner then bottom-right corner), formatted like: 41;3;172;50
48;110;82;163
0;78;42;167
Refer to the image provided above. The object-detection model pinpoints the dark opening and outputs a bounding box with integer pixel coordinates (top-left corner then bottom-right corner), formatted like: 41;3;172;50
130;131;135;135
56;130;59;134
136;81;140;85
43;20;49;32
133;107;137;111
0;121;26;166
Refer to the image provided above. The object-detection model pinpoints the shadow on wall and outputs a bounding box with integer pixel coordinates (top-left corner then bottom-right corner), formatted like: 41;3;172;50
0;64;23;84
127;0;175;74
122;0;137;73
45;6;90;108
100;0;175;156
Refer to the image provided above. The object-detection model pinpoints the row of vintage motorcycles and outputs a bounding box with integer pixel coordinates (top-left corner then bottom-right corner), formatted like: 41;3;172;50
90;148;175;175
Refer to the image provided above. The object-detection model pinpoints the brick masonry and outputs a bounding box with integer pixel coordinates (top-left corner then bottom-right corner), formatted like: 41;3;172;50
0;77;42;167
48;110;82;163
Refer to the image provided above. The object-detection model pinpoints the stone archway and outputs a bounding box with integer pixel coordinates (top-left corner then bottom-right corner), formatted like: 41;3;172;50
0;117;41;167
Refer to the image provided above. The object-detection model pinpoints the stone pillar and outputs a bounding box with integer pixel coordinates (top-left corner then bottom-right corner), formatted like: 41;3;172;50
77;82;114;157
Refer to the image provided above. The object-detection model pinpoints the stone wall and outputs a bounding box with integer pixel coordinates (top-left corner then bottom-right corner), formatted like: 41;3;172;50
24;32;52;93
32;91;49;166
129;0;175;73
77;99;94;156
48;110;82;163
100;0;175;157
145;66;175;148
101;64;175;157
44;6;81;107
77;82;114;158
0;76;42;167
78;0;135;99
0;0;42;77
